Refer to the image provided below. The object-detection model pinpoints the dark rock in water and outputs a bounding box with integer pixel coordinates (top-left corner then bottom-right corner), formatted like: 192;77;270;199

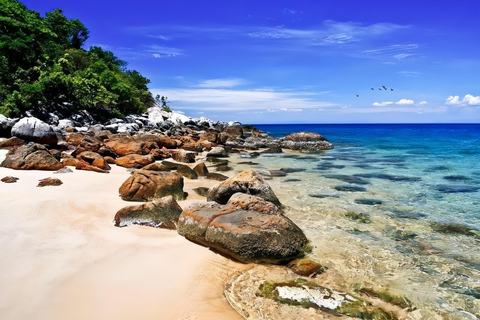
269;170;287;177
1;176;19;183
334;185;367;192
316;162;345;170
281;154;300;159
443;175;473;182
283;178;301;183
424;165;451;172
353;164;372;169
206;172;229;181
345;211;371;223
354;173;421;182
177;193;308;263
388;208;428;219
193;187;209;197
383;226;417;240
431;222;479;237
206;157;229;165
215;165;232;172
114;195;182;229
323;174;370;185
207;170;281;207
435;185;479;193
261;146;283;154
295;156;317;160
309;194;340;199
176;164;198;179
249;152;261;158
237;161;259;165
355;198;383;205
37;177;63;187
279;167;306;173
287;259;327;277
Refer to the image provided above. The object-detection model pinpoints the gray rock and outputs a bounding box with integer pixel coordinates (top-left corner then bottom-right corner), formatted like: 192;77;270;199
11;117;58;145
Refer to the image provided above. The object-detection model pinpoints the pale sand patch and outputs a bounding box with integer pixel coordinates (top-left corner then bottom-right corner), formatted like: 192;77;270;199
0;151;248;320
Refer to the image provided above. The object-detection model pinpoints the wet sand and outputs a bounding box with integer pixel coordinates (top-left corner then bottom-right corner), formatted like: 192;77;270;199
0;150;247;320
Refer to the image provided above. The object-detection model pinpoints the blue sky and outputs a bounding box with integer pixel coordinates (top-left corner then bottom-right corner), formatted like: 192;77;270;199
23;0;480;123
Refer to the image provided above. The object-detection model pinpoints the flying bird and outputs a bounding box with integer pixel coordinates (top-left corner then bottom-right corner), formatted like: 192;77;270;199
356;94;359;97
382;85;387;90
390;88;394;91
371;88;374;90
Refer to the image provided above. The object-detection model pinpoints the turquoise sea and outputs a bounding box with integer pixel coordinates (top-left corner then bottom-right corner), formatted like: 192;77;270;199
238;124;480;319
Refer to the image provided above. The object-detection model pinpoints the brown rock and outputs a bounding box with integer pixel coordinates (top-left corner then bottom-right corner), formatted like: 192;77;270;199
178;194;308;263
106;134;177;156
1;143;64;171
119;170;184;201
207;170;281;207
97;146;117;158
64;132;84;146
104;156;116;164
1;176;19;183
287;258;327;277
62;158;109;173
141;163;171;171
170;149;196;163
193;162;209;177
114;195;183;229
206;172;229;181
77;151;111;171
176;164;198;179
37;177;63;187
115;154;155;169
0;137;25;149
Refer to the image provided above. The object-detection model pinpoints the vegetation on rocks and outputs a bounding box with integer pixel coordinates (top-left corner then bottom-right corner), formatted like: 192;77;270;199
0;0;154;118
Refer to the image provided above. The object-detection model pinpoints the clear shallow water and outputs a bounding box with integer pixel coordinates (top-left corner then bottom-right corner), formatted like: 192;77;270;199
238;124;480;319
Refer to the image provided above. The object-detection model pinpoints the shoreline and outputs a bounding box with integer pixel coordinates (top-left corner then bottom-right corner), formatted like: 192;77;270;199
0;149;248;320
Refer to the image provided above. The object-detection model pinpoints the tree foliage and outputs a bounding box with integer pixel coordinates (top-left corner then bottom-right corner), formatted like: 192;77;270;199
0;0;154;118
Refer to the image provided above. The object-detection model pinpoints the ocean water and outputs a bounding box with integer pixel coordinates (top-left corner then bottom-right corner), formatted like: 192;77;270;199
235;124;480;319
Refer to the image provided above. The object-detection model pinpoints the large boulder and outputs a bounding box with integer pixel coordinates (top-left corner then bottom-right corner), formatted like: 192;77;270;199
0;114;16;137
114;195;183;229
62;157;109;173
207;170;281;207
1;143;64;171
11;117;58;145
77;151;111;171
105;134;177;156
280;131;333;153
119;170;184;201
178;193;308;263
170;149;196;163
206;146;228;157
115;154;155;169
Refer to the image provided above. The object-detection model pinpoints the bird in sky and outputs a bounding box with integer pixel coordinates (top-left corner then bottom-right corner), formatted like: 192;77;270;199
382;85;387;90
356;94;359;97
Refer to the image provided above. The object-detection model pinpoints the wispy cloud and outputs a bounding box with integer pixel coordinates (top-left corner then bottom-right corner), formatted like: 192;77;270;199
150;87;337;111
148;34;171;40
373;99;417;106
145;45;183;57
197;78;245;88
445;94;480;106
398;71;420;77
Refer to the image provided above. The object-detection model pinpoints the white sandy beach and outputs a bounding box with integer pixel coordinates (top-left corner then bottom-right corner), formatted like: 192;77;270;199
0;149;247;320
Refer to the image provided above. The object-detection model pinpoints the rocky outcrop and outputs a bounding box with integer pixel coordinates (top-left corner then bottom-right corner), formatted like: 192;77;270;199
105;134;177;156
119;170;184;201
114;195;183;229
10;117;58;145
177;193;308;263
207;170;281;207
279;131;333;153
1;143;64;171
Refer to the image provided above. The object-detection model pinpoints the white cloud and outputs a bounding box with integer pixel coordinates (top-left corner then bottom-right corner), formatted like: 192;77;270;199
398;71;420;77
364;44;419;55
373;101;394;107
150;88;337;111
446;94;480;106
419;101;428;105
144;45;183;57
268;108;303;112
197;78;245;88
394;53;413;59
396;99;414;105
148;34;170;40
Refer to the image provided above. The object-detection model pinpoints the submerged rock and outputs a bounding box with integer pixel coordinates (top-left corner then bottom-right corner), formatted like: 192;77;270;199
334;184;367;192
279;131;333;153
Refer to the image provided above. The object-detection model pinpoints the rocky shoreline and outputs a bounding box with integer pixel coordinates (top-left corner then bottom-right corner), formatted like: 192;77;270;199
0;107;409;319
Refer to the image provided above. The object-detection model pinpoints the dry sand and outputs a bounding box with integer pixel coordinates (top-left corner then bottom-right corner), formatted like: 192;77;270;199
0;150;248;320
